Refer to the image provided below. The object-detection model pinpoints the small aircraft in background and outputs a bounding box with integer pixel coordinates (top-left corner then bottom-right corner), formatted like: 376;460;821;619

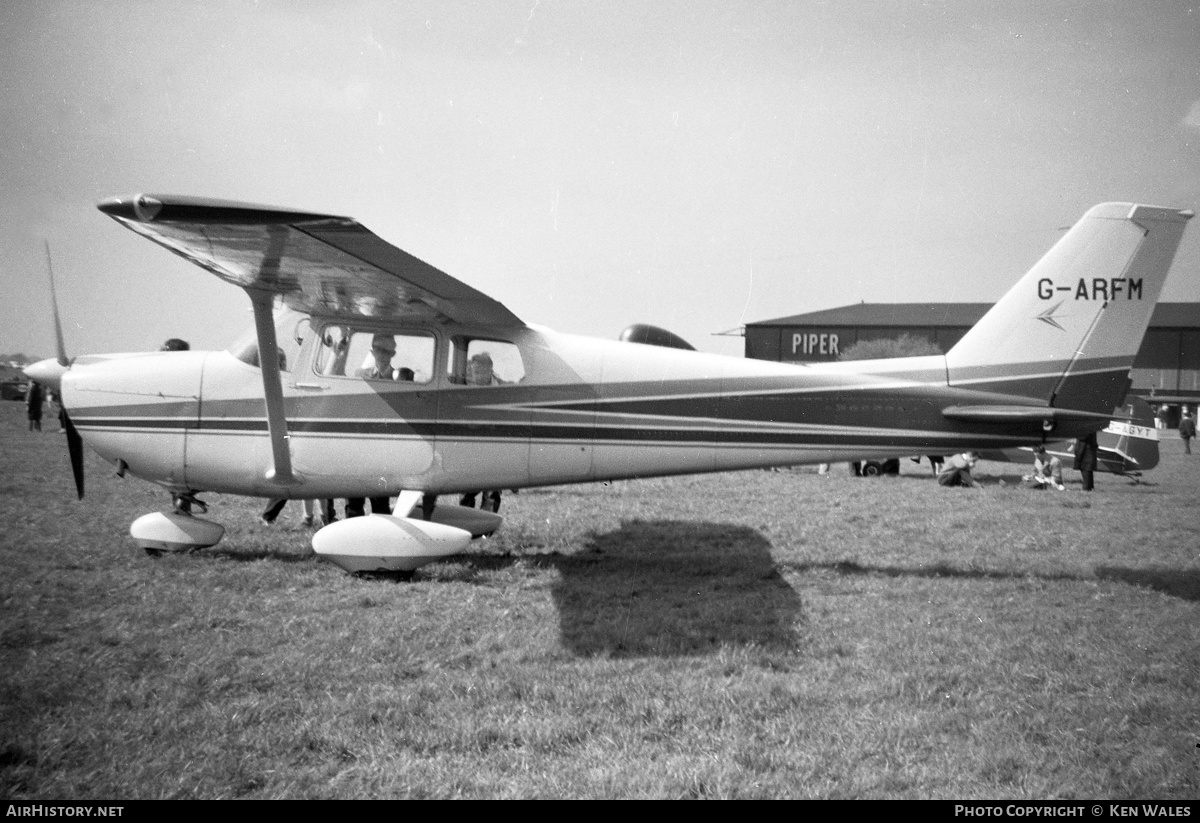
980;396;1160;482
24;196;1192;575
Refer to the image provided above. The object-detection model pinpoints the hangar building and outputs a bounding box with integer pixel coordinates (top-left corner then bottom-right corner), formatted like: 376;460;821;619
744;302;1199;422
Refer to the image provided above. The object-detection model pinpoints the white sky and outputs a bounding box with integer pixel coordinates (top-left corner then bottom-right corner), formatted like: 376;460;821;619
2;0;1199;359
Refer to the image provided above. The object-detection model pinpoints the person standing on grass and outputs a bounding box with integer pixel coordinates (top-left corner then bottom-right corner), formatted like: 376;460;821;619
1073;431;1099;491
260;499;320;527
1180;411;1195;455
25;381;43;432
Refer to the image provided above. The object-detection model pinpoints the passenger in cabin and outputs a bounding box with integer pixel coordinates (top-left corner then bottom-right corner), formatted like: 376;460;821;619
466;352;500;386
159;338;190;351
1024;445;1065;491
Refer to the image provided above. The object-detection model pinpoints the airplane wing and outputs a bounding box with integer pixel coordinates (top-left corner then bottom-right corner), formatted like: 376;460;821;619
97;194;523;328
98;193;524;489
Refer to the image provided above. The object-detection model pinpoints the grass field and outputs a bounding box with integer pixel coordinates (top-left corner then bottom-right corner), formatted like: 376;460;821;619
2;401;1198;799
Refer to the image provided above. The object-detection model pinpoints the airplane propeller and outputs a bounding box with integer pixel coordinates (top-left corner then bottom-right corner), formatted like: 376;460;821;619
63;412;85;499
23;242;84;499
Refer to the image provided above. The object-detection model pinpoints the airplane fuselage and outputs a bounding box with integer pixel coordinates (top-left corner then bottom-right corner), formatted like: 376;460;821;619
62;313;1066;500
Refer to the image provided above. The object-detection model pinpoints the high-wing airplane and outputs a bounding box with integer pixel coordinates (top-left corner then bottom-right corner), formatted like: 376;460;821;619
24;196;1192;574
981;395;1160;481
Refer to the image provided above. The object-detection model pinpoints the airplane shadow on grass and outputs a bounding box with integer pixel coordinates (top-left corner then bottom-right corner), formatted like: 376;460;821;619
788;560;1200;603
1093;566;1200;602
556;520;805;658
192;518;806;658
465;520;806;659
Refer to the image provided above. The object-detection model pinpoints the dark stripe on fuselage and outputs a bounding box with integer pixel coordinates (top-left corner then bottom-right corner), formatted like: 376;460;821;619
71;415;1028;448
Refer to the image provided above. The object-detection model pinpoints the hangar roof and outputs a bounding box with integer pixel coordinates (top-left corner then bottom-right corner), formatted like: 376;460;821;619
751;302;1199;329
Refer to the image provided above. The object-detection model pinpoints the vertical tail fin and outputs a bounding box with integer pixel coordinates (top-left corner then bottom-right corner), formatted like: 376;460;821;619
945;203;1192;414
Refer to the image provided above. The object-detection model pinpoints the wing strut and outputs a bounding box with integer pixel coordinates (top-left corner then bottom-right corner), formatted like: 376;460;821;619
249;289;298;486
248;225;299;486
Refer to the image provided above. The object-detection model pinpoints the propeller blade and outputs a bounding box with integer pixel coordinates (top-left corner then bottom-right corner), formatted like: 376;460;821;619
64;411;85;500
36;243;82;500
45;241;70;367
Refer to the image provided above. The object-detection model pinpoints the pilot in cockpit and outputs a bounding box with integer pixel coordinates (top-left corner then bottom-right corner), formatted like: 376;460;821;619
358;333;397;380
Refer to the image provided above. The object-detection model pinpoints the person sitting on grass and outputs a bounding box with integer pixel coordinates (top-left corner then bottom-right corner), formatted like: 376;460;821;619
1023;445;1065;491
937;451;981;488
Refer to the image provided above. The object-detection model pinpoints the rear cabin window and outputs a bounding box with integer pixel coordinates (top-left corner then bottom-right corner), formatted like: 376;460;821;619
448;338;525;386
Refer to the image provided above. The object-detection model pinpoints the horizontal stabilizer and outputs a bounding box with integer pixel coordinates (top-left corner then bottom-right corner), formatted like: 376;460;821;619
942;405;1114;425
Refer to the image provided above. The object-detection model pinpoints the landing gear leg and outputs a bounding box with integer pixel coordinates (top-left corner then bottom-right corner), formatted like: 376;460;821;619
171;492;207;516
420;493;438;521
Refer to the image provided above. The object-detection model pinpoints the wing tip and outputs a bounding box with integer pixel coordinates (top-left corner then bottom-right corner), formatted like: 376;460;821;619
96;193;348;225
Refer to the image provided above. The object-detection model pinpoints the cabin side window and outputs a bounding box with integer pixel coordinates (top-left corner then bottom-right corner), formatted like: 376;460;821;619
447;338;525;386
314;326;436;384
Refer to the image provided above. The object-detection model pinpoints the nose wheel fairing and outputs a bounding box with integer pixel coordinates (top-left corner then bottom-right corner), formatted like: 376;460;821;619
129;511;225;553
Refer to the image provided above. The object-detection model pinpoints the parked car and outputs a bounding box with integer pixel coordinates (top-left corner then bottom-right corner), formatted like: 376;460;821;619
1;380;27;401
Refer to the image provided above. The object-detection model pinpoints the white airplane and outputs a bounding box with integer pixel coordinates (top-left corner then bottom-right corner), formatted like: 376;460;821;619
25;196;1192;574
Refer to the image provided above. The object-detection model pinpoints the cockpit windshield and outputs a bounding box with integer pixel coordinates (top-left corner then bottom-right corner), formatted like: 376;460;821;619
226;304;311;373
